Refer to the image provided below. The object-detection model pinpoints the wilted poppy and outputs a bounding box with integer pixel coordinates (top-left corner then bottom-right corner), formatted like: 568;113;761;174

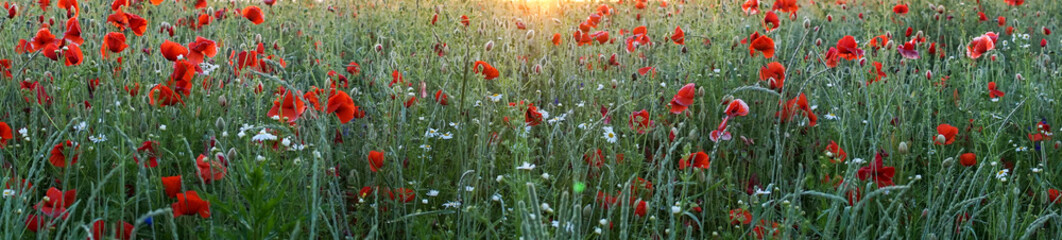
868;61;886;85
434;90;449;106
172;191;211;218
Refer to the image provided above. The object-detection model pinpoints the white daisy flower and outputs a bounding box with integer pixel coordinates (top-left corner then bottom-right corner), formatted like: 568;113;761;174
603;126;617;143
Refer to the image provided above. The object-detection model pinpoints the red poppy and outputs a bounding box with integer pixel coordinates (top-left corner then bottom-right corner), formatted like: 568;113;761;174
187;36;218;64
988;82;1005;100
326;90;358;124
771;0;799;17
48;140;78;168
868;61;886;85
63;17;83;45
856;151;895;187
725;99;749;117
148;85;183;107
836;35;864;60
935;123;958;145
1005;0;1023;6
160;40;188;62
0;59;11;78
526;104;543;126
0;121;12;148
62;43;83;66
892;4;908;15
434;90;449;106
669;83;696;114
172;191;211;218
777;93;817;127
1049;189;1060;204
267;90;307;123
30;27;60;52
670;26;685;45
742;0;759;15
35;187;77;218
966;32;996;59
762;11;780;32
633;200;648;217
590;31;609;44
628;109;651;134
196;154;227;183
551;33;562;45
759;62;785;90
748;34;775;58
126;12;147;36
460;15;469;26
367;150;385;172
169;60;200;96
161;175;182;198
729;208;753;224
473;61;499;80
99;32;127;58
825;141;846;163
25;214;45;232
897;40;919;59
90;220;134;240
242;6;264;25
232;50;258;74
679;151;710;170
134;140;159;168
959;153;976;167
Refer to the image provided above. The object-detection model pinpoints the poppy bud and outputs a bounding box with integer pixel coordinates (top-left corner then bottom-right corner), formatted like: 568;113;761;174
990;54;997;61
215;117;226;130
485;40;494;52
802;18;811;29
1055;141;1061;149
927;3;935;10
1041;39;1047;48
934;134;946;144
936;5;945;14
696;170;706;182
814;26;820;32
526;30;535;40
859;58;866;67
610;79;618;89
434;5;441;14
815;38;822;46
926;70;932;80
1016;73;1024;81
697;87;705;97
583;204;593;216
374;43;383;53
688;128;698;140
681;46;688;54
254;34;262;44
44;71;52;81
218;95;228;107
941;157;954;167
227;148;238;161
1044;27;1052;35
721;95;734;105
533;64;542;74
826;14;832;22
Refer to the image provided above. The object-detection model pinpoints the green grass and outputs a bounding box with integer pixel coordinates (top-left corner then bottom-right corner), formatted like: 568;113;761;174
1;0;1061;239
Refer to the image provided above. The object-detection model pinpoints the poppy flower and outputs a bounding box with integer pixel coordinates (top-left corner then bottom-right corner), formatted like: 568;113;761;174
823;47;840;67
897;40;919;59
59;43;83;66
526;104;543;126
825;141;846;163
748;34;775;58
1005;0;1023;6
591;31;609;44
935;123;958;145
160;40;188;62
966;32;996;59
168;60;200;96
473;61;499;80
367;150;385;172
868;61;886;85
584;149;606;167
729;208;753;224
125;12;147;36
149;85;183;107
1;59;11;78
172;191;211;218
0;121;11;148
386;188;416;203
134;140;159;168
196;154;227;183
326;90;358;124
762;11;779;32
669;83;696;114
434;90;449;106
267;90;307;123
186;36;218;64
232;50;258;74
758;62;785;90
63;17;83;45
1049;189;1060;204
35;187;77;218
670;26;685;45
30;27;60;52
777;93;817;127
959;153;976;167
345;61;361;75
161;175;182;198
460;15;469;26
856;151;895;187
25;214;45;232
551;33;562;45
835;35;864;60
725;99;750;117
628;109;652;134
679;151;710;170
48;140;78;168
742;0;759;15
986;81;1006;100
242;6;264;25
892;4;908;15
90;220;134;240
99;32;127;58
771;0;799;17
633;200;648;217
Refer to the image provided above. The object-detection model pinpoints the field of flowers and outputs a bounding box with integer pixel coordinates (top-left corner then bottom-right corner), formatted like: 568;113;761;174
1;0;1061;238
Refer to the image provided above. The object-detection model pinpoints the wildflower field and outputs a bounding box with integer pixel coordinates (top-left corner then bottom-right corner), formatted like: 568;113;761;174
2;0;1062;238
